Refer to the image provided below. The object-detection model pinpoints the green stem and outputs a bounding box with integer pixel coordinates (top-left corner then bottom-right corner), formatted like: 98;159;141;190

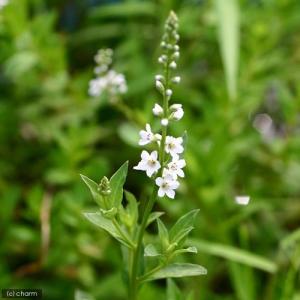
129;187;157;300
112;219;136;249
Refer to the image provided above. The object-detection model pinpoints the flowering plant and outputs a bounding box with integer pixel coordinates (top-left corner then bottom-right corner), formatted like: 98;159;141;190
81;11;206;300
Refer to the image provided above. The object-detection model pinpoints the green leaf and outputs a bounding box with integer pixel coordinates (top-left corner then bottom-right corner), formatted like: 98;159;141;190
190;239;277;273
144;244;161;257
147;212;165;227
167;279;181;300
109;161;128;207
80;174;102;206
215;0;240;100
74;290;95;300
157;219;169;250
147;263;207;281
169;209;199;245
174;246;198;256
125;191;138;225
172;226;194;246
83;212;131;248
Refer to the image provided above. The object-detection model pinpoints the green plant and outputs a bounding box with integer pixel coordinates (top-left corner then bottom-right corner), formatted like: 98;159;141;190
80;11;206;300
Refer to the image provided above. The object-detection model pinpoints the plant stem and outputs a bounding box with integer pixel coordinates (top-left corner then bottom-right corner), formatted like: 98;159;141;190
129;187;157;300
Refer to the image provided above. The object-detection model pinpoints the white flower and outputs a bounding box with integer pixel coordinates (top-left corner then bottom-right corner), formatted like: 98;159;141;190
170;104;184;121
169;61;177;69
172;76;181;84
166;89;173;97
235;196;250;206
161;118;169;126
155;75;164;81
88;78;107;97
88;69;127;97
155;80;165;94
167;158;186;178
138;124;156;146
134;150;161;177
165;136;184;157
153;103;163;116
0;0;9;9
155;174;179;199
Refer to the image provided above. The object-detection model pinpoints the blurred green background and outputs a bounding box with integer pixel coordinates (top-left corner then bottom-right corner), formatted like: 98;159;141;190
0;0;300;299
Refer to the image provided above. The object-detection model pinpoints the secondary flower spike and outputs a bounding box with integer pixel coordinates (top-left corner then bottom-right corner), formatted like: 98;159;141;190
88;49;127;101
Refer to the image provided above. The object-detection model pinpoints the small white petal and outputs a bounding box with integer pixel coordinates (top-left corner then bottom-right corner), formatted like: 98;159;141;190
141;150;149;160
155;177;163;186
158;188;165;197
235;196;250;205
166;189;175;199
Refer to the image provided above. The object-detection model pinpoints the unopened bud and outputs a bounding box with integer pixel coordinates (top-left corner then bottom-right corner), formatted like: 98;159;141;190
169;61;177;69
98;176;111;195
156;80;165;94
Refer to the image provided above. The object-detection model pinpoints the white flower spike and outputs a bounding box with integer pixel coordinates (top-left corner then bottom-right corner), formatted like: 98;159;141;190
134;150;161;177
165;136;184;157
155;175;179;199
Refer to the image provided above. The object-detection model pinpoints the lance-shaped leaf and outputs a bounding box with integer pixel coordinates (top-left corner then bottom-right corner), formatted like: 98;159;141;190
157;218;169;250
147;211;164;227
80;175;102;206
169;209;199;246
83;212;131;248
125;191;138;225
109;161;128;207
146;263;207;281
144;244;161;257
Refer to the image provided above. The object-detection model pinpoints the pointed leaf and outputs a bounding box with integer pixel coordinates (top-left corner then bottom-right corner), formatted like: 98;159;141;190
172;226;194;246
147;263;207;281
80;174;102;206
167;279;181;300
169;209;199;243
125;191;138;225
190;239;278;273
144;244;161;257
147;211;165;227
109;161;128;207
157;218;169;250
174;246;198;256
83;212;131;248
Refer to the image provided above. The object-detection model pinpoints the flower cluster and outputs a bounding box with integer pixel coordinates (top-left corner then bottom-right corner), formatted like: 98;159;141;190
88;49;127;101
134;11;185;199
0;0;9;9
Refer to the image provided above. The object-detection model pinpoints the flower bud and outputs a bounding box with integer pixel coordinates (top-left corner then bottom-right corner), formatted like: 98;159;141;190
174;45;179;51
161;118;169;126
152;103;163;116
155;74;164;81
155;80;165;94
173;51;180;59
98;176;111;195
100;207;118;219
169;61;177;69
166;89;173;97
172;76;181;84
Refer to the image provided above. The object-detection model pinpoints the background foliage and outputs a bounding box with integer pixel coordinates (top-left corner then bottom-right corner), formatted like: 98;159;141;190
0;0;300;299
